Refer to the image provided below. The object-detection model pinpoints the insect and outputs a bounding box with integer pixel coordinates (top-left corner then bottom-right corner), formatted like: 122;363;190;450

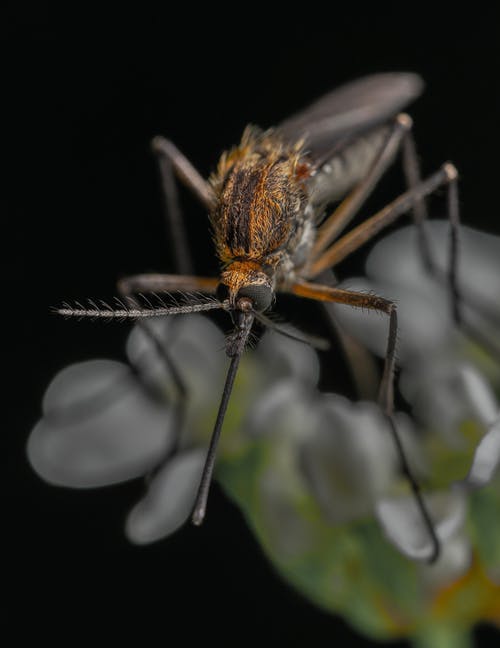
59;73;461;562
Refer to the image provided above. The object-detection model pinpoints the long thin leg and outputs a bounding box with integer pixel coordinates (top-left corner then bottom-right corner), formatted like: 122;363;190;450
153;145;194;275
447;177;461;324
307;163;458;277
312;114;412;257
401;129;434;272
118;140;215;467
316;271;379;400
312;116;441;281
402;131;462;326
290;280;440;563
152;136;215;274
127;137;215;395
326;310;380;400
151;136;215;210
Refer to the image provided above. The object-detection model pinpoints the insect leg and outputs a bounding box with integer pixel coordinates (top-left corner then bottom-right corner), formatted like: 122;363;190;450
152;136;215;210
307;163;458;277
290;280;440;563
117;277;218;360
401;129;433;271
312;114;413;257
117;274;218;455
445;174;460;324
402;132;462;324
151;137;215;274
316;271;380;400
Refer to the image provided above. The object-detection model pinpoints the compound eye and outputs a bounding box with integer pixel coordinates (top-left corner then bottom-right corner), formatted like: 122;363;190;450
237;284;273;312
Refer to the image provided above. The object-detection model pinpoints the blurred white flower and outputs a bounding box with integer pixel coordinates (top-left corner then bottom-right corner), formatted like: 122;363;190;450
331;221;500;363
28;224;500;561
29;316;226;540
28;314;322;543
28;359;175;488
328;220;500;562
28;221;500;644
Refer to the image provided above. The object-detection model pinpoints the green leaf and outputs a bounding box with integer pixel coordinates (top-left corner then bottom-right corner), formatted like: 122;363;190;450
412;624;473;648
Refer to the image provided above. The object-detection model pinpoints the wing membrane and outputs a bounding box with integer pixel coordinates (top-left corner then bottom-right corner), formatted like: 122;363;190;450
279;72;423;155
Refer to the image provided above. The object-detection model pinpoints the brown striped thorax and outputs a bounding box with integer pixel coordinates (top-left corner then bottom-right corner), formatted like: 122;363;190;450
209;126;315;312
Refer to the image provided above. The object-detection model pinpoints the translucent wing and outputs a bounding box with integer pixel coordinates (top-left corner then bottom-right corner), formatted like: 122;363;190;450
279;73;424;206
279;72;424;156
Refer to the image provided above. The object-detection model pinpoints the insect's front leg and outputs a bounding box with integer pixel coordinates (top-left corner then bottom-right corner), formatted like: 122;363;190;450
289;280;440;563
316;270;380;401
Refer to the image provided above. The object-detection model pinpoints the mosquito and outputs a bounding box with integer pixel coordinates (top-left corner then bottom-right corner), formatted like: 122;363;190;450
58;72;461;563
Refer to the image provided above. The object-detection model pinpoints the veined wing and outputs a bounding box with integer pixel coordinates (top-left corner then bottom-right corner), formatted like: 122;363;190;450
279;72;423;155
279;73;424;207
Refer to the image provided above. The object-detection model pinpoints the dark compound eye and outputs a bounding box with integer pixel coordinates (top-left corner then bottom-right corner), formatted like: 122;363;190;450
237;283;273;312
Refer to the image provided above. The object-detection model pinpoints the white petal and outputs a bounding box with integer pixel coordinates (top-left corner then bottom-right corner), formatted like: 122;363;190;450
246;380;319;442
126;314;226;407
365;222;433;287
125;448;205;544
329;277;453;362
457;365;499;426
366;221;500;310
300;396;401;523
332;222;500;364
462;419;500;489
400;359;499;443
256;328;320;386
27;360;174;488
42;359;130;413
375;488;467;561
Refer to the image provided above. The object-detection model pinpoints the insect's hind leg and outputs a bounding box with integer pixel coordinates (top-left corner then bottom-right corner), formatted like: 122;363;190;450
118;136;216;458
312;114;413;257
315;270;380;400
401;127;433;271
119;136;216;458
401;130;461;324
308;163;461;322
152;136;215;275
310;113;461;324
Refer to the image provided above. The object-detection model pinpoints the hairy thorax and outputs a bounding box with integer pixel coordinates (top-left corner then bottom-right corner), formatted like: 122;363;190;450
209;127;315;293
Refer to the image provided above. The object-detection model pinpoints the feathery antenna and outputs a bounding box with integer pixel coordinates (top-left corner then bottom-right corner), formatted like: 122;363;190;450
54;296;227;320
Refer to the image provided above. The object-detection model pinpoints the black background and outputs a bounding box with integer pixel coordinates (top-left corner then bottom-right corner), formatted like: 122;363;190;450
5;5;500;646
